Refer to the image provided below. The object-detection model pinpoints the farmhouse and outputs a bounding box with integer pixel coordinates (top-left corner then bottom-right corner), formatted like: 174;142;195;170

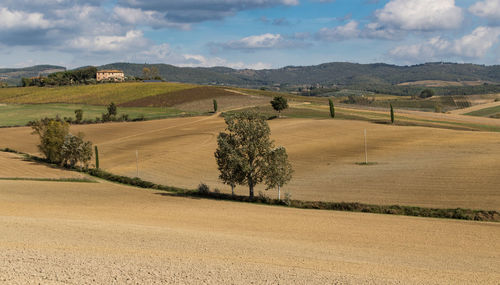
97;70;125;82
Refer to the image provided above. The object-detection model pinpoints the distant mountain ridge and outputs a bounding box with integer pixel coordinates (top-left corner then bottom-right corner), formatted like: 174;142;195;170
97;62;500;87
3;62;500;90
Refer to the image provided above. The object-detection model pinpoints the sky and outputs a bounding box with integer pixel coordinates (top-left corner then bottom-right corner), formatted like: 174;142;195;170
1;0;500;69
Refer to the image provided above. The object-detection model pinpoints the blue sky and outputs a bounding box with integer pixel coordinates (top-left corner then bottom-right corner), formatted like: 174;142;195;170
1;0;500;69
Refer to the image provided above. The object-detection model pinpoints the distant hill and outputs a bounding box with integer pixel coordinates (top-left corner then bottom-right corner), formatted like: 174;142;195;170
97;62;500;88
3;62;500;95
0;65;66;86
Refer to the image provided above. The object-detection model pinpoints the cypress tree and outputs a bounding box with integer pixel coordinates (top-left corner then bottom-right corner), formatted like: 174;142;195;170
95;145;99;169
213;99;218;113
390;104;394;124
328;99;335;118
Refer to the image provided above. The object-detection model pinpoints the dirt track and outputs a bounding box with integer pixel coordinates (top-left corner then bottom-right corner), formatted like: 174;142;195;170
0;175;499;284
1;115;499;210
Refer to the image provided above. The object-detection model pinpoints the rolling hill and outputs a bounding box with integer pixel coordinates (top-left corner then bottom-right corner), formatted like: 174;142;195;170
3;62;500;88
0;65;65;86
98;62;500;87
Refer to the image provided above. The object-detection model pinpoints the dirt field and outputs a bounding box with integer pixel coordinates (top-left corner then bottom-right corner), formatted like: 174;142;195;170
1;114;499;211
0;152;86;179
0;169;499;284
120;86;270;112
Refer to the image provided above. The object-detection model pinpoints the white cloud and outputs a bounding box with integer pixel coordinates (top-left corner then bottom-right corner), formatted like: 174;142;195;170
453;26;500;57
68;30;147;52
469;0;500;21
229;33;284;49
317;21;360;41
113;7;190;29
0;7;52;29
375;0;463;31
215;33;306;51
180;54;271;69
389;26;500;61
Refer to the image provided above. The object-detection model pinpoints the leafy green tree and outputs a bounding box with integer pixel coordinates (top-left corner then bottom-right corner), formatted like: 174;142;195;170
61;133;93;168
214;133;245;195
107;102;117;117
328;98;335;118
420;89;435;99
390;103;394;124
215;112;276;198
74;109;83;123
265;147;293;200
30;118;70;164
270;96;288;117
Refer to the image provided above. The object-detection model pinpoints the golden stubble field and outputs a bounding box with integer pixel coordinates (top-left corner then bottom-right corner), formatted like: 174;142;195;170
1;114;499;210
0;168;499;284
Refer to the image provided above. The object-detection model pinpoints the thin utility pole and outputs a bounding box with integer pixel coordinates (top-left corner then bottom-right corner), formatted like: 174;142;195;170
364;129;368;164
136;150;139;177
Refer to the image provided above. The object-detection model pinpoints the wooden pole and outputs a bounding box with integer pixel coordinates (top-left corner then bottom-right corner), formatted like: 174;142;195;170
136;150;139;177
364;129;368;164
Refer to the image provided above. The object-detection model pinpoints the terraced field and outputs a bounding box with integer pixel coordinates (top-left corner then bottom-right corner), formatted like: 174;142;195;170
0;155;498;284
2;115;499;211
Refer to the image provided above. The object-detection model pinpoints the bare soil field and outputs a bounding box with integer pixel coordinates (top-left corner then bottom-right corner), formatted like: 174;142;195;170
120;86;269;112
0;174;499;284
0;151;86;180
1;115;499;211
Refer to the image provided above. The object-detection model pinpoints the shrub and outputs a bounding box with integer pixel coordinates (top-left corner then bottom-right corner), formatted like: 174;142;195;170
197;183;210;194
283;192;292;206
420;89;435;99
74;109;83;123
121;114;129;121
107;102;117;116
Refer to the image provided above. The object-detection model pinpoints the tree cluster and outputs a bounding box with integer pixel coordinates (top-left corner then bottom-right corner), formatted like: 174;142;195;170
215;112;293;198
21;67;97;87
30;117;93;167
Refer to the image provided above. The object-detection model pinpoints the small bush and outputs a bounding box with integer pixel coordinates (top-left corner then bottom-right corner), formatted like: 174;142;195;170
197;183;210;194
257;191;271;203
283;192;292;206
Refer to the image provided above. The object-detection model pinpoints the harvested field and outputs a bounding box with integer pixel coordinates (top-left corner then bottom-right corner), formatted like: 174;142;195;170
1;115;499;211
0;151;86;180
120;86;269;112
0;171;499;284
